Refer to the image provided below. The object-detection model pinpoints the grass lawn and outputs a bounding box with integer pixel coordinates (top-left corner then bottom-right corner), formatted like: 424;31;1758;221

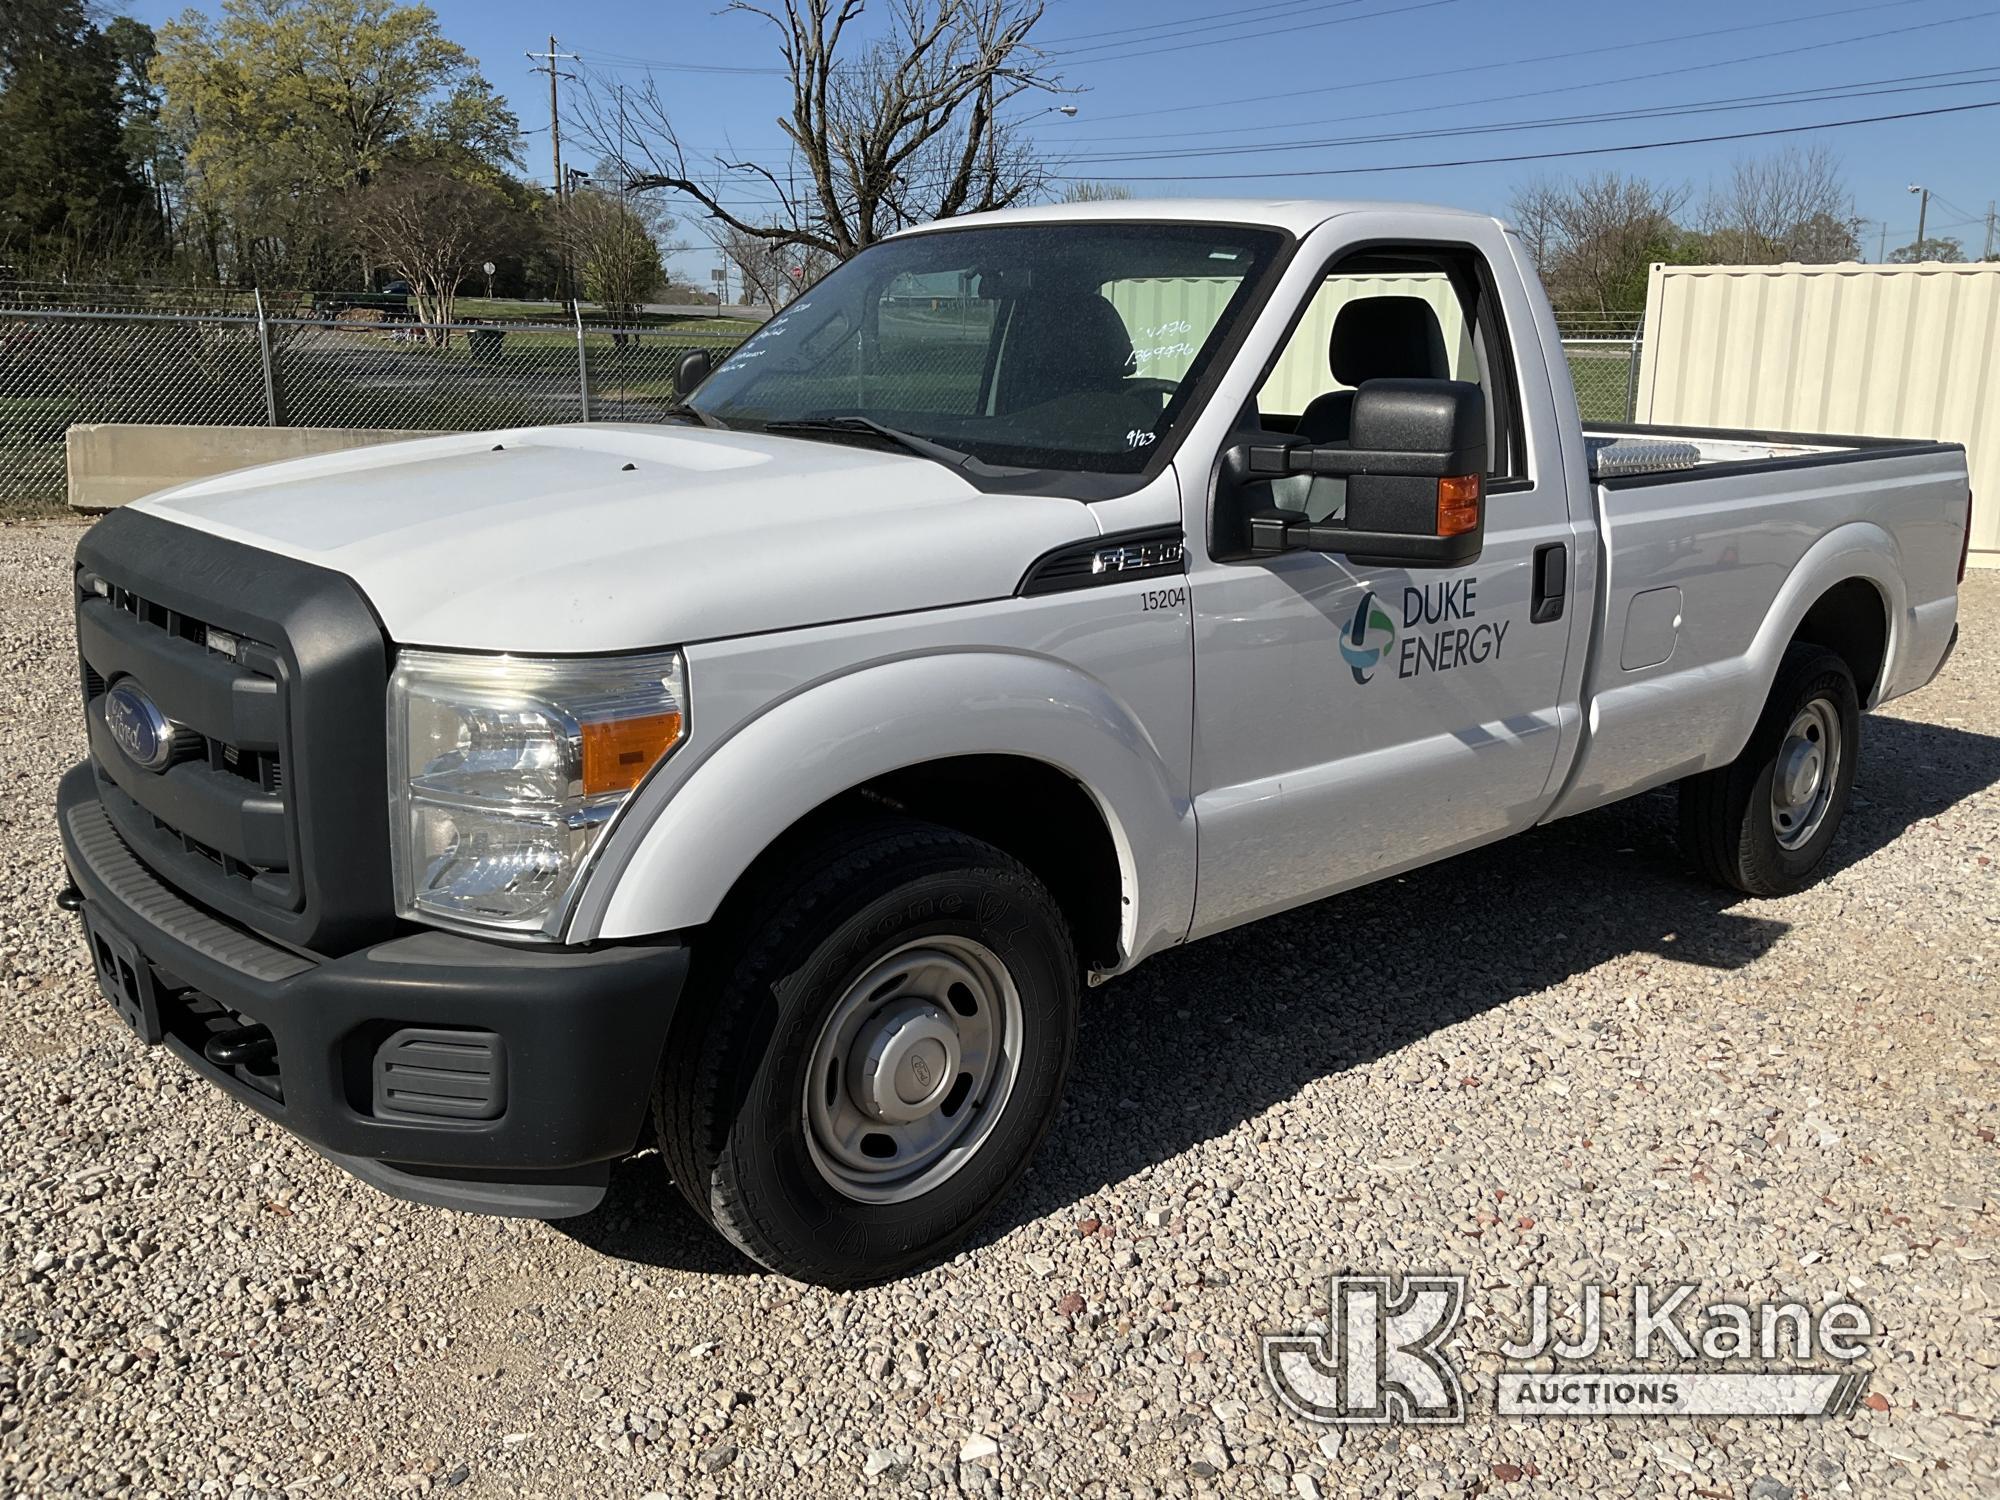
447;298;760;338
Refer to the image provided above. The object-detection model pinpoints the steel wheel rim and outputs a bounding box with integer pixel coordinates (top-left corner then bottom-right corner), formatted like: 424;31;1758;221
803;936;1024;1204
1771;696;1842;850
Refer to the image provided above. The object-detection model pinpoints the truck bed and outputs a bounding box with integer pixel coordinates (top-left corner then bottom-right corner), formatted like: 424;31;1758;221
1546;421;1967;822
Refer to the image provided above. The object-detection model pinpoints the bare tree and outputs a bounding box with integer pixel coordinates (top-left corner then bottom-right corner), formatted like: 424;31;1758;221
349;167;512;340
1061;181;1132;203
1700;146;1860;263
713;223;833;310
572;0;1065;262
1509;172;1689;314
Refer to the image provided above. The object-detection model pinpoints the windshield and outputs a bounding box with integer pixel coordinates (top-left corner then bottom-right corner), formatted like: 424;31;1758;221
687;221;1287;476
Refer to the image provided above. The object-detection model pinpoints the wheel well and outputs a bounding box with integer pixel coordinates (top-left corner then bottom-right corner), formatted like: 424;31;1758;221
712;756;1126;972
1792;578;1889;704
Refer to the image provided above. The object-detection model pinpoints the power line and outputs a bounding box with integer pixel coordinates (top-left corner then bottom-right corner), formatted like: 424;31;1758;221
1053;67;2000;165
1043;8;2000;144
1077;0;1958;122
1050;97;2000;180
572;51;786;76
1925;189;1988;220
1036;0;1357;46
1052;0;1463;65
1051;0;1372;58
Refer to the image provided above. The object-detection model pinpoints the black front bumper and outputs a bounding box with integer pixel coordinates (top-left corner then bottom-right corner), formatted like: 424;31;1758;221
57;763;688;1218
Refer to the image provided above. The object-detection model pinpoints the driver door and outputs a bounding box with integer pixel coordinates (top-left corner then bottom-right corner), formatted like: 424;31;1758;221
1187;236;1582;937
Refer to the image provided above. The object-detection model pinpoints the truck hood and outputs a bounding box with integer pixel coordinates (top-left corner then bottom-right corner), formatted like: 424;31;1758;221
131;424;1101;652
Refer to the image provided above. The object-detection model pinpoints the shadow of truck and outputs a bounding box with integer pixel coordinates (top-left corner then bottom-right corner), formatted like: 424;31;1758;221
557;711;1999;1275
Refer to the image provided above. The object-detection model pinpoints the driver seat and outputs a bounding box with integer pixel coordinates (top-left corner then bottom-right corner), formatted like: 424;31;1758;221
995;291;1135;411
1295;296;1450;444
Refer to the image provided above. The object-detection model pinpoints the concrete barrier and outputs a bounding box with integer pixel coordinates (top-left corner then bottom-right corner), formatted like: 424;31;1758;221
66;423;445;510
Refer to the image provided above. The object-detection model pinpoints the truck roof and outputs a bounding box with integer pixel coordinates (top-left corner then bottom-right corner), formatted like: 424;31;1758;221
894;197;1503;238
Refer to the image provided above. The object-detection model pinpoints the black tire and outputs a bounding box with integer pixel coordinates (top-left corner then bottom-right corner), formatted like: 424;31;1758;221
655;818;1079;1286
1679;643;1860;896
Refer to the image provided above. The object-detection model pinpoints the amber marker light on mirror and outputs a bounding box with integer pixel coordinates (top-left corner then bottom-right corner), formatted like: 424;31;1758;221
1437;474;1482;538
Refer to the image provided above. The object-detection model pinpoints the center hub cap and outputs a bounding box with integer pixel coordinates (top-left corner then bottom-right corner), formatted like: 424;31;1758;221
1779;740;1822;804
849;999;960;1124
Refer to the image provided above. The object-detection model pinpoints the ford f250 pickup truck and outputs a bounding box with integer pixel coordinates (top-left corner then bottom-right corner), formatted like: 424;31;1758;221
57;200;1968;1284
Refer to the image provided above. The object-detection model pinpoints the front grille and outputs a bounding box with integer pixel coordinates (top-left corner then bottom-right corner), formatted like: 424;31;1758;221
74;508;397;954
103;581;285;790
77;573;298;904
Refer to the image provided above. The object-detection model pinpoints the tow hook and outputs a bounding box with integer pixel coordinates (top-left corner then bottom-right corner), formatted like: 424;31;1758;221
55;884;84;913
205;1025;277;1070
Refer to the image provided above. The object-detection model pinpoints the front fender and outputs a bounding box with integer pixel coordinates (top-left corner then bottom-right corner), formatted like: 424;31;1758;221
568;650;1196;966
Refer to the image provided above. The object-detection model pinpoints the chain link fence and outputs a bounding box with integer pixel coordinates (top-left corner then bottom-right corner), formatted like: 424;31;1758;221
1555;311;1646;427
1562;335;1645;425
0;296;747;513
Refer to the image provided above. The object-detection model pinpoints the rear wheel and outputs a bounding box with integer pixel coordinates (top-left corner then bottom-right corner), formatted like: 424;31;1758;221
655;819;1078;1285
1679;643;1860;896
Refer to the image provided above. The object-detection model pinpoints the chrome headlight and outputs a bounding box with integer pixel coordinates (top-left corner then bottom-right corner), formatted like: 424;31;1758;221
388;650;687;936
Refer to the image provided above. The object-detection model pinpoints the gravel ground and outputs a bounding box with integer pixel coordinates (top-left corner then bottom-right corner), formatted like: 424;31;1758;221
1;518;1994;1500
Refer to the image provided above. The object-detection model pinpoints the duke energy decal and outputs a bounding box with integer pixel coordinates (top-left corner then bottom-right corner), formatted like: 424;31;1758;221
1339;592;1398;684
1346;579;1510;685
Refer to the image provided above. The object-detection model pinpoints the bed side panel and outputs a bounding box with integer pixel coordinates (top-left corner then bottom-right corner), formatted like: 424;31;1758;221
1544;447;1964;821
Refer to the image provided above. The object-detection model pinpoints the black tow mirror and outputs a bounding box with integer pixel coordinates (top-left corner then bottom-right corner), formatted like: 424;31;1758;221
675;349;714;394
1244;378;1487;568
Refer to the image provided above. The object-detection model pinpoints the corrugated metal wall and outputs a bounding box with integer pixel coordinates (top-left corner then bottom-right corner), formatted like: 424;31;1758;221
1634;261;1999;560
1108;272;1478;412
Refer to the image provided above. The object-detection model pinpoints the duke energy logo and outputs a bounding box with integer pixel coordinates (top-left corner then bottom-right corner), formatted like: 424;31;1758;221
1340;591;1397;684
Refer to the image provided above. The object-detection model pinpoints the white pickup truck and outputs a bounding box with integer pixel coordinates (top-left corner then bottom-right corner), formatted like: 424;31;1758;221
58;200;1968;1283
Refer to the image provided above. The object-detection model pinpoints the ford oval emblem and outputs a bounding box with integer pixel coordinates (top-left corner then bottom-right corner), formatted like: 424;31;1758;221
104;681;178;771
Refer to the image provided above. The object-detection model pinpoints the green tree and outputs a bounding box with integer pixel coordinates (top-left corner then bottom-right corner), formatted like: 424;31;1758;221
154;0;520;285
565;189;666;321
1890;237;1966;264
0;0;161;272
102;18;185;244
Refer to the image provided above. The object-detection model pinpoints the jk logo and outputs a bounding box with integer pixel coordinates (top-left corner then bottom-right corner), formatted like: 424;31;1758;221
1262;1275;1467;1425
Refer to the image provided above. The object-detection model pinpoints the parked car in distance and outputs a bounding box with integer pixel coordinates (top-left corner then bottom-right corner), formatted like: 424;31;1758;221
312;280;411;322
58;200;1968;1284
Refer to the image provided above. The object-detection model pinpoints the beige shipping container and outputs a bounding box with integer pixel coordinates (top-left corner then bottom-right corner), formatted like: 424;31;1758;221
1634;261;1997;562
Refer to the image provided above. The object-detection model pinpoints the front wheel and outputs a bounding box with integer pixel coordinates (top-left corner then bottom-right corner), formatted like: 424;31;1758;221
655;819;1079;1285
1679;643;1860;896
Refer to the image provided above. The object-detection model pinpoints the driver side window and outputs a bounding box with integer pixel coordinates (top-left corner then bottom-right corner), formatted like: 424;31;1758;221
1258;273;1482;426
1254;248;1523;510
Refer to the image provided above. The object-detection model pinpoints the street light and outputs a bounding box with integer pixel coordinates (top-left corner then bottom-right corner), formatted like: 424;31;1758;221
1907;183;1930;258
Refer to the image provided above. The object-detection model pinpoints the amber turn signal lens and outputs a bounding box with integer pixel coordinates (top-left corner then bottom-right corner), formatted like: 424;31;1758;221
581;711;684;796
1436;474;1482;538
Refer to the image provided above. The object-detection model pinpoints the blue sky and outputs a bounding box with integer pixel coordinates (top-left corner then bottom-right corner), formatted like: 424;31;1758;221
127;0;2000;280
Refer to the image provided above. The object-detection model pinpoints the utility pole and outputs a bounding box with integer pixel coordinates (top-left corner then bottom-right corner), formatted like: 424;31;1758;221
1907;183;1930;259
1985;201;1996;262
1876;221;1888;262
527;37;578;299
617;84;631;199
